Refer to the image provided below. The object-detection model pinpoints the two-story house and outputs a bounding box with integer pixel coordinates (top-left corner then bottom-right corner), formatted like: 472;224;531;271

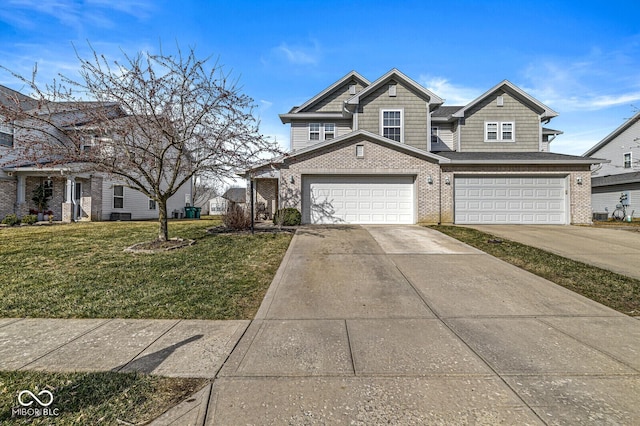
0;85;192;222
244;69;601;225
583;111;640;218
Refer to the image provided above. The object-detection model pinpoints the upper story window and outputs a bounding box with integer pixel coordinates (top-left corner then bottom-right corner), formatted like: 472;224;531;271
0;120;14;148
431;126;439;144
309;123;320;140
624;152;632;169
308;123;335;141
324;123;335;140
485;121;515;142
113;185;124;209
381;110;403;142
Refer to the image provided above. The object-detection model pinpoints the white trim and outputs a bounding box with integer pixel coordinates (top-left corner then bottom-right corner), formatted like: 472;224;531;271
624;151;632;169
323;123;335;140
380;108;404;143
309;123;321;141
484;121;515;142
431;126;440;144
355;144;364;158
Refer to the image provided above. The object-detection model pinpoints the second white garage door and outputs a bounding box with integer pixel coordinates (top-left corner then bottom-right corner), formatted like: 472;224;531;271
455;176;567;224
303;175;414;224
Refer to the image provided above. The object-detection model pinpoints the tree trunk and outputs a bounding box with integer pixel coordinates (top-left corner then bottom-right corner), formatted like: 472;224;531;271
158;200;169;242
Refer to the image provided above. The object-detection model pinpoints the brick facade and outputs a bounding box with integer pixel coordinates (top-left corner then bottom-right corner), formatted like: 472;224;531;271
278;137;442;223
0;179;16;218
255;178;278;219
440;164;593;225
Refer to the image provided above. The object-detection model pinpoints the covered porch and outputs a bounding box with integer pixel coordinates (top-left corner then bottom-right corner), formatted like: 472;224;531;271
7;166;102;223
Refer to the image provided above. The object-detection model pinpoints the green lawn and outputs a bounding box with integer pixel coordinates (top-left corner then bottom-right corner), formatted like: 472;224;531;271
0;370;207;425
0;218;293;319
430;225;640;316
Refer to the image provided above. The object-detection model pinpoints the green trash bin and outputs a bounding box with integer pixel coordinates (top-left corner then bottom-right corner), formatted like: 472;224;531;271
184;206;195;219
194;207;201;219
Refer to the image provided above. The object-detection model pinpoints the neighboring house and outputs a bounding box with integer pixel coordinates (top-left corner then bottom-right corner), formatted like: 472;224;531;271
243;69;602;225
583;111;640;218
0;85;192;222
208;195;228;214
222;187;246;210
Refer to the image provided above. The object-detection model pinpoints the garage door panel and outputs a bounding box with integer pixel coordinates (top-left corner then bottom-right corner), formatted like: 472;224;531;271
305;175;414;224
455;176;566;224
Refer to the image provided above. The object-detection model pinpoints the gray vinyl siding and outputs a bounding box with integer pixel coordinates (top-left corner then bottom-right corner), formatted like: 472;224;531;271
291;119;353;151
589;119;640;177
432;123;455;152
357;81;428;151
592;182;640;217
302;82;367;113
101;178;192;220
460;91;540;152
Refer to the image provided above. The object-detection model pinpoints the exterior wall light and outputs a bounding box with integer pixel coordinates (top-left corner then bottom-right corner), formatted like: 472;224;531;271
445;176;451;185
290;176;295;184
576;176;583;185
427;175;433;184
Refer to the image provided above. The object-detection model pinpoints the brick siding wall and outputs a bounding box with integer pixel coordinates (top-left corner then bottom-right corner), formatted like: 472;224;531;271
0;179;16;218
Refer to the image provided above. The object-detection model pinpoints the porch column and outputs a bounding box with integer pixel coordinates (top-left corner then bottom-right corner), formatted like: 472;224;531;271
62;177;74;223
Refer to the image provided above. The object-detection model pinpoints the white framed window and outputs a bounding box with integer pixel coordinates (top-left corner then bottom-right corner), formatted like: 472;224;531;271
0;120;14;147
113;185;124;209
324;123;335;140
309;123;320;140
624;152;632;169
431;126;439;144
501;122;514;141
149;199;157;210
355;144;364;158
381;109;403;142
485;121;515;142
308;123;335;141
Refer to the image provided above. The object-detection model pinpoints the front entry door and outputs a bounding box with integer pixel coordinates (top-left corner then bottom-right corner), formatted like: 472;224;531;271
74;182;82;220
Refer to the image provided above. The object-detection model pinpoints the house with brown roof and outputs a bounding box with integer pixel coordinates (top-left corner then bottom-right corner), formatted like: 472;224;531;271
244;69;602;225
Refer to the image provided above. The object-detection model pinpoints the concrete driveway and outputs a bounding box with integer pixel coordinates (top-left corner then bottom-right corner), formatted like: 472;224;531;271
193;225;640;425
468;225;640;280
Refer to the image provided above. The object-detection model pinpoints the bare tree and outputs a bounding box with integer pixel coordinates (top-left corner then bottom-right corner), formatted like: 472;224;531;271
0;44;279;241
192;175;223;211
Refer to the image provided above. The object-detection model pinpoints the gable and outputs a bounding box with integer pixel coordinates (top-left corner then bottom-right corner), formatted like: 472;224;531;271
300;80;367;113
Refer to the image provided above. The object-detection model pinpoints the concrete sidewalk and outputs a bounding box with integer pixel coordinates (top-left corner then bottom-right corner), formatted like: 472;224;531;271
0;318;248;377
194;225;640;425
468;224;640;280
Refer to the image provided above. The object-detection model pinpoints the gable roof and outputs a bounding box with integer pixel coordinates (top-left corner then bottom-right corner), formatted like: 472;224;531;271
345;68;444;106
583;110;640;156
222;187;246;203
452;80;558;121
292;70;370;114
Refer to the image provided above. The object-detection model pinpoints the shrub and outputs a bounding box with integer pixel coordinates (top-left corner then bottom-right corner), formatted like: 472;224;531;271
273;208;301;226
222;204;252;230
21;214;38;225
1;214;20;226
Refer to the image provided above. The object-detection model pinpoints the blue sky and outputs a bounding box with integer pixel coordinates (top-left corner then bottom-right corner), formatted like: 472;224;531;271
1;0;640;156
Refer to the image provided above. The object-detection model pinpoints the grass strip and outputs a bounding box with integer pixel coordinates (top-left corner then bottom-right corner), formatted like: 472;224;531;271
430;225;640;316
0;370;207;425
0;218;293;319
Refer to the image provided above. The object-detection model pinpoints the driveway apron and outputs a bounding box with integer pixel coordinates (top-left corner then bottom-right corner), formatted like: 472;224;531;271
206;225;640;425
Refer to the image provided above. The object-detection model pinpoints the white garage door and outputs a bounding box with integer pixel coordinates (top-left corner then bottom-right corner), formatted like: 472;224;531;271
455;176;567;224
303;175;414;224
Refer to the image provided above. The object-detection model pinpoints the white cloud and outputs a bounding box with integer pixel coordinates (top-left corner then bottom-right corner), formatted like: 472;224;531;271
418;76;480;105
274;42;320;66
